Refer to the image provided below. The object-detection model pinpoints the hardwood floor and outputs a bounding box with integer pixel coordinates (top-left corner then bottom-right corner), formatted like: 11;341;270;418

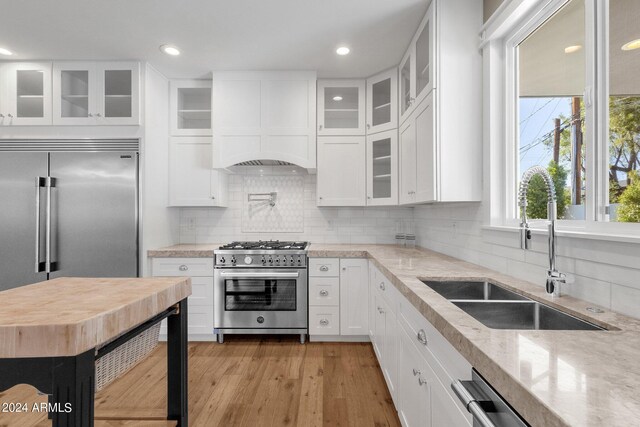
0;337;401;427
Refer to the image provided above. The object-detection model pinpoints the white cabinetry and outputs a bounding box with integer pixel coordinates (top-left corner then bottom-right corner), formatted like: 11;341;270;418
399;91;435;204
367;129;398;205
151;258;216;340
309;258;368;340
317;79;366;136
339;259;369;336
0;62;52;126
52;61;140;125
211;71;316;169
398;0;482;203
170;80;211;136
366;68;397;134
316;136;366;206
169;137;228;207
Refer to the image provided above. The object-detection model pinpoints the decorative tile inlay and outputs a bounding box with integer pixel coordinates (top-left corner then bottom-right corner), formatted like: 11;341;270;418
242;175;304;232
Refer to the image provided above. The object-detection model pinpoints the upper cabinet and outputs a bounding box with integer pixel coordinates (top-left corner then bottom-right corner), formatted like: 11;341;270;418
0;62;52;126
366;68;398;135
212;71;317;169
317;136;366;206
398;0;482;203
52;61;140;125
399;3;435;125
170;80;212;136
367;129;398;206
317;79;366;136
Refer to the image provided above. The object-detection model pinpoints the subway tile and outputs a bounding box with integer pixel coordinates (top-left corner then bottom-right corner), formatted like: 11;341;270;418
611;284;640;318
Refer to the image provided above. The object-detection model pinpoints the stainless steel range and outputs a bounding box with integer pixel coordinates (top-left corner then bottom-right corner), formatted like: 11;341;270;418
214;241;309;343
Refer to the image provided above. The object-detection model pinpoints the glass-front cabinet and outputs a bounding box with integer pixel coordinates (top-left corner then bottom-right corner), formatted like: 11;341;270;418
367;129;398;205
366;68;398;134
317;79;366;136
53;61;139;125
170;80;212;136
399;49;414;125
0;62;52;125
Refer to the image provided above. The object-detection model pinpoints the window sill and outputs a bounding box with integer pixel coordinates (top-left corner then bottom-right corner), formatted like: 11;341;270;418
482;225;640;245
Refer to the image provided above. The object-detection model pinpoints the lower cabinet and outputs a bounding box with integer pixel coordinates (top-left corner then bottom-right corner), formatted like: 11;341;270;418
398;323;432;427
151;257;216;340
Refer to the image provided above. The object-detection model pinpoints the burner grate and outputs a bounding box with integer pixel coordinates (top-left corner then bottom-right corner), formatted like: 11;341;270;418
219;240;308;250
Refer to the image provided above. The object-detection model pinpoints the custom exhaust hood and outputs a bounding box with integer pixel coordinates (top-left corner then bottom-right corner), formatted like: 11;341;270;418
211;71;317;173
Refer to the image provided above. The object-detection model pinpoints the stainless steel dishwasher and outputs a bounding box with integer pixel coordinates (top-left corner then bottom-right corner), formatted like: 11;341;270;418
452;369;529;427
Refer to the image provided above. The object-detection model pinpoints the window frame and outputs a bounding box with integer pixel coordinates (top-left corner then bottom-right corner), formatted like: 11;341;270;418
486;0;640;237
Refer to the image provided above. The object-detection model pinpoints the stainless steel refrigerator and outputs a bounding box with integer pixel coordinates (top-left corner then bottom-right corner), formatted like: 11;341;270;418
0;139;139;291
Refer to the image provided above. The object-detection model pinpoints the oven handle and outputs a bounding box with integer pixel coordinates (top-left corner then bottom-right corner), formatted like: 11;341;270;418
218;271;300;279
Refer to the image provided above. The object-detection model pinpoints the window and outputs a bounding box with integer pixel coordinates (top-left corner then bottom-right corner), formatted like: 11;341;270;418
503;0;640;229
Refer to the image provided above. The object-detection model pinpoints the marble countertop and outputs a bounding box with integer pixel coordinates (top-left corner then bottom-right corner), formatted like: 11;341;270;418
0;277;191;358
148;243;640;426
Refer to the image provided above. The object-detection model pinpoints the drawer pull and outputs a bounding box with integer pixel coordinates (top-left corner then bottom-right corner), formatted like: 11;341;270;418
319;318;329;326
412;368;421;376
418;377;427;386
319;290;329;296
319;265;329;272
179;265;189;271
416;329;428;346
379;282;385;291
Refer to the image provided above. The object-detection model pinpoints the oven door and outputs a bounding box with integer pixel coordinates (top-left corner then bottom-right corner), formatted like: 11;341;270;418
214;268;308;329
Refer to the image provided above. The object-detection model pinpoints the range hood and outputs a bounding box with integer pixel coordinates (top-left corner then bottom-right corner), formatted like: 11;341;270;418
233;160;294;167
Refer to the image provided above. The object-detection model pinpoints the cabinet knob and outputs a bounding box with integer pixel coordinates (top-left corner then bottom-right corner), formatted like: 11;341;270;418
319;318;329;326
319;124;323;131
418;377;427;386
342;267;346;271
88;113;93;117
416;329;428;346
211;196;216;199
7;114;13;118
0;114;4;118
367;196;371;199
412;368;421;376
319;196;323;200
319;265;329;272
319;289;329;296
367;124;371;129
96;113;102;117
179;265;189;271
379;282;385;291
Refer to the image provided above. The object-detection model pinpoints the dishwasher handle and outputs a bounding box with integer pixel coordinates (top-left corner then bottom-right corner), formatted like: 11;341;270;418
452;380;497;427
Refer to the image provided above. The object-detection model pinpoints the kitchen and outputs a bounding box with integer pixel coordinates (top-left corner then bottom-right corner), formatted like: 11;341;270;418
1;0;639;426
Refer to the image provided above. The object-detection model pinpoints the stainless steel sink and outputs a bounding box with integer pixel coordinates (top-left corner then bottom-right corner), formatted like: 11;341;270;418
422;280;527;301
422;280;605;331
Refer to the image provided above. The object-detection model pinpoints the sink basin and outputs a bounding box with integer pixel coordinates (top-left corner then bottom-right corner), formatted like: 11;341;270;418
422;280;605;331
422;280;527;301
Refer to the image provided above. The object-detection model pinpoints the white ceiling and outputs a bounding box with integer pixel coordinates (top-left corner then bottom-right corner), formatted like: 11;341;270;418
0;0;429;79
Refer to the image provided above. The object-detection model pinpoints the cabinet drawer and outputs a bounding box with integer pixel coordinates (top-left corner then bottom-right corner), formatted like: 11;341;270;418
309;277;339;306
398;297;471;400
151;257;214;276
309;306;340;335
308;258;340;277
374;269;400;310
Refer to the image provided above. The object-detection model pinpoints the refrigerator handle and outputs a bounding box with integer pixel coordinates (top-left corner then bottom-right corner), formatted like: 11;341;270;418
45;177;57;274
35;177;46;273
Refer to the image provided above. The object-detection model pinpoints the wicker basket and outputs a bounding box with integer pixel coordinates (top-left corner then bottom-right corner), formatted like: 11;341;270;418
95;322;161;391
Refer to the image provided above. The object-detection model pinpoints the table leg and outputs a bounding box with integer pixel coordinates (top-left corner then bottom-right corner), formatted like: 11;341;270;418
50;349;95;427
167;298;188;426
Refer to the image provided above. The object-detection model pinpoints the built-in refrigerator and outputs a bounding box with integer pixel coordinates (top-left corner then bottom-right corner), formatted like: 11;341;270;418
0;139;139;291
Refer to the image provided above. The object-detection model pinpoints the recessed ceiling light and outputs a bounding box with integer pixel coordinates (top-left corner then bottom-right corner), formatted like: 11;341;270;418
621;39;640;51
336;46;350;56
160;44;180;56
333;96;343;101
564;45;582;54
0;47;13;56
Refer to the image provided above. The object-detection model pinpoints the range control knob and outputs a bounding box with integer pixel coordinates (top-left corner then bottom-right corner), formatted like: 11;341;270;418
220;256;226;264
257;316;265;324
268;257;273;264
231;256;237;264
261;256;266;265
244;256;253;265
275;257;280;265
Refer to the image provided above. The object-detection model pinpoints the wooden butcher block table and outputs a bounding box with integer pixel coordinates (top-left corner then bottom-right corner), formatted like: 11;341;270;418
0;277;192;427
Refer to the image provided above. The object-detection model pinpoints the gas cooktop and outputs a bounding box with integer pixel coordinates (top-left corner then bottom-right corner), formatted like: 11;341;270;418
218;241;309;251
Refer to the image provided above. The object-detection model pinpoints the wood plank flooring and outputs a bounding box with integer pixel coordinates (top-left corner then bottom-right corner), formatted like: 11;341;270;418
0;337;401;427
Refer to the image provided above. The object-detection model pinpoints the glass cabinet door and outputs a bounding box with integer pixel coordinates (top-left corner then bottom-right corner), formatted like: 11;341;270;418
367;68;398;134
317;80;365;136
399;51;414;123
170;80;212;136
415;3;435;104
97;63;139;125
367;129;398;205
1;62;52;125
60;70;90;119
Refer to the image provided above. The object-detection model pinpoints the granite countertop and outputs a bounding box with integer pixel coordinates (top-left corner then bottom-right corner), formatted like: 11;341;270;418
148;244;220;258
148;243;640;426
0;277;191;358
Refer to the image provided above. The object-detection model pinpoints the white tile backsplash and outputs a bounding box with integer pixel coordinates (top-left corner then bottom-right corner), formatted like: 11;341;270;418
179;169;413;244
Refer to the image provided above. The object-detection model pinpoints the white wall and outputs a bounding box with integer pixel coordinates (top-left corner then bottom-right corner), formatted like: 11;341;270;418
179;168;413;244
415;203;640;319
141;64;179;275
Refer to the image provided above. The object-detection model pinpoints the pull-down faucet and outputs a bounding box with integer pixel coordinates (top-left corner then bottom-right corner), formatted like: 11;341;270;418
518;166;565;295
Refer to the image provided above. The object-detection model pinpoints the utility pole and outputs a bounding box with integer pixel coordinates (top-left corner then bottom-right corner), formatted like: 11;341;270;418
571;97;583;205
553;118;561;164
